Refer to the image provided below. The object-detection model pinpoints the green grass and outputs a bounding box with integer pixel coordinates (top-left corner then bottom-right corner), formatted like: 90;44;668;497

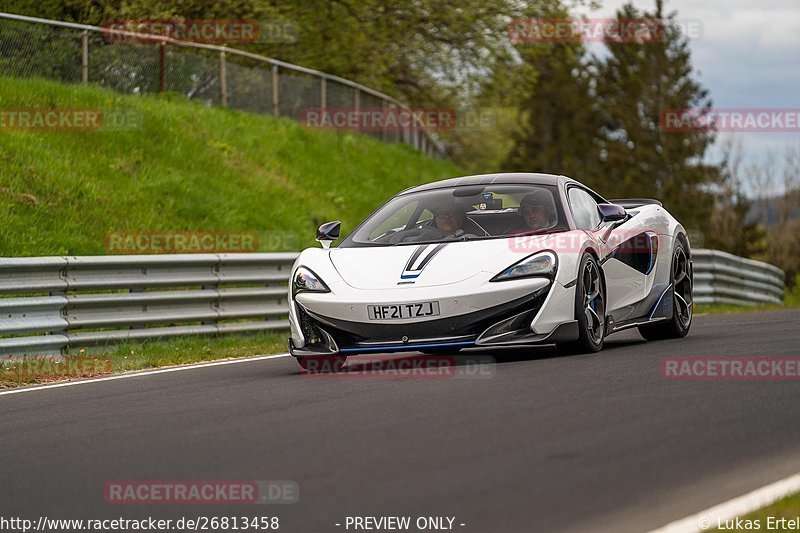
710;492;800;531
0;331;289;388
0;76;462;255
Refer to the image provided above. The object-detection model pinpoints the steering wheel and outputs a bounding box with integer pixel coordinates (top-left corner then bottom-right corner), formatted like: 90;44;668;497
444;229;479;241
388;227;444;244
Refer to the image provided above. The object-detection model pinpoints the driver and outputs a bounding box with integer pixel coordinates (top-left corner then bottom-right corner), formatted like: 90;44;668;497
517;190;556;231
432;202;466;237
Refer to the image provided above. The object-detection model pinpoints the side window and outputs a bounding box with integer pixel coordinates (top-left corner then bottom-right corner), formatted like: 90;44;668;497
568;188;601;230
417;208;433;226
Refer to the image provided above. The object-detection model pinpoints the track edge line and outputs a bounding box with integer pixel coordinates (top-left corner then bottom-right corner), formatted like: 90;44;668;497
0;353;291;397
648;472;800;533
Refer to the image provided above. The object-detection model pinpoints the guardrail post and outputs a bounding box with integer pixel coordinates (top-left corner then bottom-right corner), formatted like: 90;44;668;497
81;30;88;83
354;88;360;114
201;283;218;326
320;76;327;111
159;40;167;93
130;286;145;329
381;100;387;141
271;64;279;116
219;46;228;107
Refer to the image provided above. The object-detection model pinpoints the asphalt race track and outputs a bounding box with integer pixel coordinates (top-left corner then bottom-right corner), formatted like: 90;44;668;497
2;309;799;533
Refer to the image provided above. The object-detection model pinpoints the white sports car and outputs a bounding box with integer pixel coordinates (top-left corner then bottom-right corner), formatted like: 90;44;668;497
288;173;693;372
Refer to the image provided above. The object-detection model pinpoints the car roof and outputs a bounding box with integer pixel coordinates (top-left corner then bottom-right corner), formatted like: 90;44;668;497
399;172;574;195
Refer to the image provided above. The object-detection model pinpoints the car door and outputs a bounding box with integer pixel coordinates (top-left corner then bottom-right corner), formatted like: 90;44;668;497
567;186;651;314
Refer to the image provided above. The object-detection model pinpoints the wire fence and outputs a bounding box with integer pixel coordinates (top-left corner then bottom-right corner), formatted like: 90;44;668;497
0;11;444;157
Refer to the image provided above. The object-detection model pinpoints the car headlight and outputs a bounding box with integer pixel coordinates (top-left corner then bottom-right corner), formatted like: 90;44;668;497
491;251;557;282
292;267;330;297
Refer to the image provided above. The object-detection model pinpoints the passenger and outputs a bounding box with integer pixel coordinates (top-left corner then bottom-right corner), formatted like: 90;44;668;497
513;190;557;232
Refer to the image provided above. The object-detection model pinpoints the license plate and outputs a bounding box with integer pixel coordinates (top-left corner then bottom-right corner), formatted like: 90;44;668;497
367;301;440;320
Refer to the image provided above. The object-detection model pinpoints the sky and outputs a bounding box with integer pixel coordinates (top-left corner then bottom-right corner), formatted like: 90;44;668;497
587;0;800;195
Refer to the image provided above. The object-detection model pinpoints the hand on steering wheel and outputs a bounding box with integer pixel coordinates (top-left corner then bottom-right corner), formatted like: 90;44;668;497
389;227;443;244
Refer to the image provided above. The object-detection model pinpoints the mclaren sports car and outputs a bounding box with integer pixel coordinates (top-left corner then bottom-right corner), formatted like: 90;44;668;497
288;173;693;371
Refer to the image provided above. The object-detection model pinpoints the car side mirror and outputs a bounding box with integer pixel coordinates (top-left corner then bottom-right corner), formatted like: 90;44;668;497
316;221;341;249
597;203;627;222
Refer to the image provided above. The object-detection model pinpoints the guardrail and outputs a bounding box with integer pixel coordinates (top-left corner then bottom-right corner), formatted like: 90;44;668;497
0;248;785;357
692;249;785;306
0;253;297;357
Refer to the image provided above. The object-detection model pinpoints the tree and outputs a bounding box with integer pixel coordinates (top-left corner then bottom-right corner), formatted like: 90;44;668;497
704;139;765;258
757;145;800;285
502;2;604;184
594;0;718;228
2;0;522;109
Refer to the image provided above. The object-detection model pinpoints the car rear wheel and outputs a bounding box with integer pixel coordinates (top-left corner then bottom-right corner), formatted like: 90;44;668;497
639;243;693;340
296;355;347;373
557;253;606;354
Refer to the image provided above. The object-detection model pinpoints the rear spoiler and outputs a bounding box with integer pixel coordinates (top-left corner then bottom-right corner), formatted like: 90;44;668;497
609;198;663;209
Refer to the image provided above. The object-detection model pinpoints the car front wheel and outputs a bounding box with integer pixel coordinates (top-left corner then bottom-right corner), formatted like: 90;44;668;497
557;253;606;354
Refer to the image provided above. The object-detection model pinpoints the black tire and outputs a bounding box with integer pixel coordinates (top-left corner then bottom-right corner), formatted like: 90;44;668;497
296;355;347;373
557;253;606;354
639;242;693;340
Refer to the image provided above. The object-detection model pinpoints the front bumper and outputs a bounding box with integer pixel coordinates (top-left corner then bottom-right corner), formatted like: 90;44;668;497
288;283;578;357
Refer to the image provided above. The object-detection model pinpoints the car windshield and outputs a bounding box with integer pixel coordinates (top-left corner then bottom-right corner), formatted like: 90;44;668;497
345;184;568;246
